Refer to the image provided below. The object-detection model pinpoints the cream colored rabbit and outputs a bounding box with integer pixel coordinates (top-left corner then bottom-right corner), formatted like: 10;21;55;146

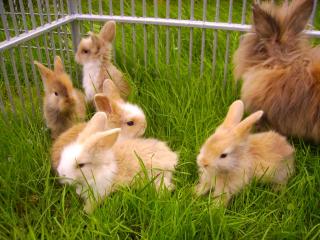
57;112;177;213
195;100;294;205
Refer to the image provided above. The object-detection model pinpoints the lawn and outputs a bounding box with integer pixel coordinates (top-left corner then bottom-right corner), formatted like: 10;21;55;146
0;0;320;239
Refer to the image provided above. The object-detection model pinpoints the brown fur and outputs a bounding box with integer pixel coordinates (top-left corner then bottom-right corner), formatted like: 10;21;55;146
75;21;130;100
196;100;294;205
233;0;320;142
34;56;86;139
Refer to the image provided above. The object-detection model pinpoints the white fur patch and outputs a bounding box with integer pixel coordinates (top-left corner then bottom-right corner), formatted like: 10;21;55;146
121;103;145;119
57;143;83;184
82;60;101;101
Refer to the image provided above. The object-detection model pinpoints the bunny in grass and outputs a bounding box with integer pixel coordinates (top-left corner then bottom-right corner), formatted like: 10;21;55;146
76;21;130;102
94;79;147;140
233;0;320;142
57;112;178;213
51;81;147;171
34;56;86;140
195;100;294;206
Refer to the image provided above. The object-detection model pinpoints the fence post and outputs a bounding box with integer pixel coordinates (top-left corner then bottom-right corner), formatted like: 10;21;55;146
68;0;80;53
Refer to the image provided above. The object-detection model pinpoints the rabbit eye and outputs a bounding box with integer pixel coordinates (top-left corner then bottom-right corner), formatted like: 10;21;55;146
220;153;228;158
127;121;134;126
77;163;85;168
82;49;90;54
54;92;58;96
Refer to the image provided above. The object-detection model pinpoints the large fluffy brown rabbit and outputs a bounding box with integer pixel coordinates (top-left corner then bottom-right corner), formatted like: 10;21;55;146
233;0;320;142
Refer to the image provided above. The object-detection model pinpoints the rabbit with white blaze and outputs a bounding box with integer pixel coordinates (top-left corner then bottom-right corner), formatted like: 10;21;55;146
195;100;294;205
57;112;177;213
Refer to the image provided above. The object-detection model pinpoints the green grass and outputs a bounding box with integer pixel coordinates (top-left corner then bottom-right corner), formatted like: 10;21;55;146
1;1;320;239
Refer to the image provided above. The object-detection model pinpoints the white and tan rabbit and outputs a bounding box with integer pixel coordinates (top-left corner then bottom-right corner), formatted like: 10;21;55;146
75;21;130;102
94;79;147;140
57;112;178;213
195;100;294;205
51;81;147;171
233;0;320;142
34;56;86;139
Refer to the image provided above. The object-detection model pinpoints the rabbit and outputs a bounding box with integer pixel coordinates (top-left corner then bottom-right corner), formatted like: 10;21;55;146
34;56;86;139
51;81;147;171
75;21;130;102
195;100;294;206
94;79;147;140
56;112;178;213
233;0;320;142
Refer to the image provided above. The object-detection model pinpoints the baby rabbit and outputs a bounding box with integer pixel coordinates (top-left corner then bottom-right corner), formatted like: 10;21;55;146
34;56;86;139
57;112;177;213
94;79;147;140
75;21;130;102
233;0;320;142
195;100;294;205
51;81;147;171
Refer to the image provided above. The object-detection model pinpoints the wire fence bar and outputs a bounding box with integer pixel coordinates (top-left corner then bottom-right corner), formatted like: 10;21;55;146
154;0;158;67
241;0;247;24
166;0;170;65
143;0;147;69
120;0;126;67
212;0;220;77
131;0;137;62
223;0;233;87
200;0;207;77
188;0;195;75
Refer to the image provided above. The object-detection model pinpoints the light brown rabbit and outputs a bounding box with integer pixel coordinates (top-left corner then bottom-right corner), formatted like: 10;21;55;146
233;0;320;142
75;21;130;102
51;81;147;171
195;100;294;205
94;79;147;140
57;112;177;213
34;56;86;139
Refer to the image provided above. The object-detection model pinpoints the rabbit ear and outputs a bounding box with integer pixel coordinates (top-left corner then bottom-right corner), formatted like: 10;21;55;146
100;21;116;42
90;33;101;47
83;128;121;153
235;110;263;138
77;112;108;143
221;100;244;128
94;94;113;113
54;56;64;74
252;3;280;40
103;79;122;101
34;61;53;87
285;0;314;38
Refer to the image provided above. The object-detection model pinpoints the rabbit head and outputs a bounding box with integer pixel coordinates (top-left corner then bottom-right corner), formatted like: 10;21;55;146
197;100;263;172
34;56;76;113
233;0;314;79
57;112;120;186
94;79;147;138
75;21;116;65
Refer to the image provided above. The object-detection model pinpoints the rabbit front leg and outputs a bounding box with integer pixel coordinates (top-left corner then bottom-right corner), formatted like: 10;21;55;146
195;167;215;196
211;176;232;206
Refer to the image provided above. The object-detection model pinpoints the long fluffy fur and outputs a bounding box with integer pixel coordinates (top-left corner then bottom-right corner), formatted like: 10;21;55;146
233;0;320;142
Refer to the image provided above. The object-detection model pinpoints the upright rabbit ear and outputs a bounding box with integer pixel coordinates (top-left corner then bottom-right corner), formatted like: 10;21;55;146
285;0;314;38
103;79;122;101
100;21;116;42
83;128;121;153
54;56;64;74
90;33;101;47
235;110;263;138
77;112;108;143
34;61;53;88
94;94;113;113
252;3;280;40
221;100;244;128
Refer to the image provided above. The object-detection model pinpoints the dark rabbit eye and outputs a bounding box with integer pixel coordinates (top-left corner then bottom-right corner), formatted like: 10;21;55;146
127;121;134;126
82;49;89;54
220;153;228;158
54;92;58;96
77;163;85;168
